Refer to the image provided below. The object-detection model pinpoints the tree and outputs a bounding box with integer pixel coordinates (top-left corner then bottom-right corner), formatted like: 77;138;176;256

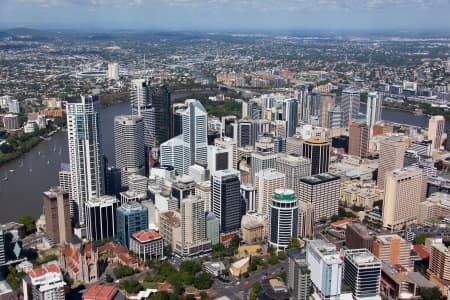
193;272;213;290
113;264;135;279
268;254;279;265
6;266;26;291
105;273;114;283
277;251;287;260
180;260;201;275
17;215;35;234
413;233;434;245
287;237;301;249
419;287;442;300
119;278;143;294
249;282;262;300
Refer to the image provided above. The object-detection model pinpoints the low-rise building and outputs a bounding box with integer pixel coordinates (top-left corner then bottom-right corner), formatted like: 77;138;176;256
418;192;450;224
372;235;411;269
60;243;99;283
203;261;226;277
82;284;126;300
129;230;164;262
23;262;66;300
241;212;264;243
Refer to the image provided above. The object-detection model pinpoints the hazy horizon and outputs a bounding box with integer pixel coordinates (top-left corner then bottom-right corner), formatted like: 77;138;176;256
1;0;450;32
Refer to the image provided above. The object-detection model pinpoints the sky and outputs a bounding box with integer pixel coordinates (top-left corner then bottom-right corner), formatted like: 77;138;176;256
0;0;450;31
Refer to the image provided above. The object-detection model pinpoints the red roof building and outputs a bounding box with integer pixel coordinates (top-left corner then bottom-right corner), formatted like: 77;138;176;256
83;284;125;300
130;230;164;262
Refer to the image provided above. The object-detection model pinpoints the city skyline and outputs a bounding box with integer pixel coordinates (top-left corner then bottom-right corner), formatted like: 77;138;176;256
1;0;450;31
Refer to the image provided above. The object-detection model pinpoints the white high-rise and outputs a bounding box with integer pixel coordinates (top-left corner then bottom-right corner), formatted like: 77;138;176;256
130;79;155;148
107;63;119;80
428;115;445;152
114;115;145;187
66;95;104;225
342;88;360;127
160;99;208;175
306;239;342;300
366;92;382;137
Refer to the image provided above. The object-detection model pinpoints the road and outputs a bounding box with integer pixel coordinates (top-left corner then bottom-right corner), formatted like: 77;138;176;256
212;260;286;300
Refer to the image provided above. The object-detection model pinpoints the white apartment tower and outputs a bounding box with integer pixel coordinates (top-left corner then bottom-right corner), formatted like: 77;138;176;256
66;95;104;225
366;92;382;137
428;115;445;152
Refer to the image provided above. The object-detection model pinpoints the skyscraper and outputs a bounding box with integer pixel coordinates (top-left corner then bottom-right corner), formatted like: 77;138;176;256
116;202;148;248
328;106;343;129
255;168;285;217
366;92;382;137
177;195;211;256
306;240;342;300
114;115;145;187
250;152;279;183
428;115;445;152
343;249;382;299
377;135;407;189
43;187;72;245
152;83;171;145
211;169;242;234
382;167;426;231
341;88;360;127
302;137;330;175
349;120;369;158
320;94;335;128
287;249;312;300
66;95;104;225
85;195;118;241
107;63;119;80
275;154;311;196
269;189;299;250
130;79;154;149
160;99;208;175
283;98;299;137
238;119;254;147
299;173;340;222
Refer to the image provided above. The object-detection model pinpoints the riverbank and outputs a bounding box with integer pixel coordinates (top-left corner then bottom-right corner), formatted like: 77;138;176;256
0;127;62;166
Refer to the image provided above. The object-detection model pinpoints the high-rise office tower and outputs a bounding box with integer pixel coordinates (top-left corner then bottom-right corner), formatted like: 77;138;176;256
170;176;195;209
269;189;299;250
250;152;279;182
58;163;74;217
306;239;342;300
372;234;411;268
275;154;311;196
116;202;148;248
152;83;171;145
287;249;312;300
428;115;445;152
349;120;369;158
298;201;314;239
299;173;340;222
43;187;72;245
85;195;118;241
320;94;335;128
377;135;407;189
211;169;242;234
343;249;382;299
66;95;104;225
105;167;122;196
207;145;233;174
286;134;303;156
366;92;382;137
160;99;208;175
283;98;299;137
130;79;154;148
382;167;426;231
172;103;188;137
182;99;208;166
255;169;285;217
428;242;450;282
240;184;256;212
341;88;360;127
222;116;238;140
298;84;319;123
114;115;145;187
177;195;211;256
215;137;238;169
302;137;330;175
238;119;254;147
328;106;344;129
107;63;119;80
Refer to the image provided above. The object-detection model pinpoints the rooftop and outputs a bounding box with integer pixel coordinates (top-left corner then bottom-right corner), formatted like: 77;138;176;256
82;284;121;300
304;136;328;144
300;173;340;185
132;230;162;243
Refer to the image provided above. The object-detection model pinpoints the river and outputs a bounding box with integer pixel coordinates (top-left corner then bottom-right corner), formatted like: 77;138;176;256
0;99;443;223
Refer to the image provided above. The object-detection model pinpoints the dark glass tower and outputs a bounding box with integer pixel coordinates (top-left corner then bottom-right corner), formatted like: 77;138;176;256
152;83;171;146
302;137;330;175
